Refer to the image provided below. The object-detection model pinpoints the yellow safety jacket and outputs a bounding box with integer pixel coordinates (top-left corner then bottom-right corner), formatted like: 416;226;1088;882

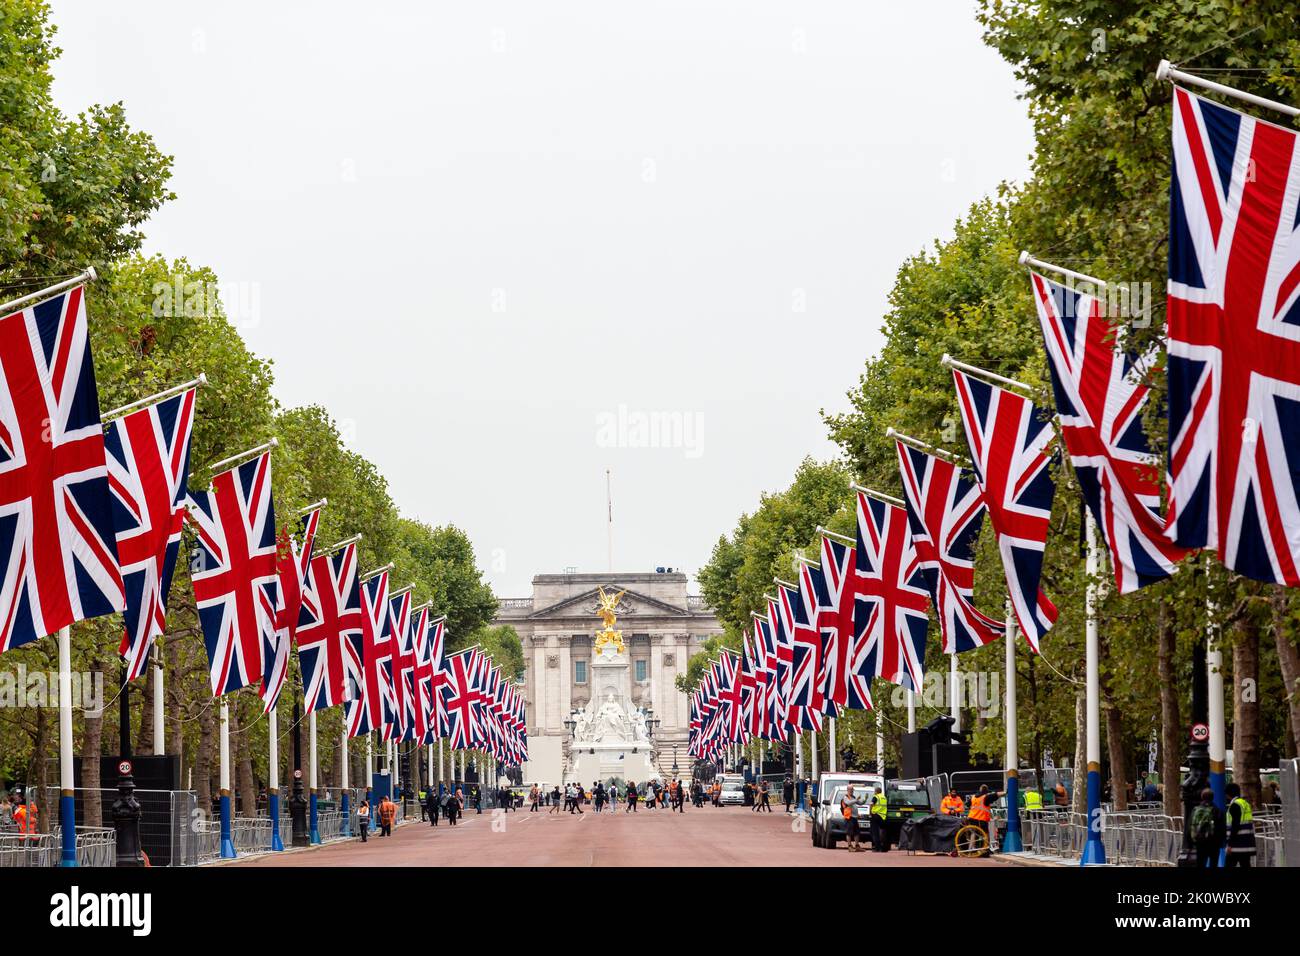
871;793;888;820
1023;789;1043;812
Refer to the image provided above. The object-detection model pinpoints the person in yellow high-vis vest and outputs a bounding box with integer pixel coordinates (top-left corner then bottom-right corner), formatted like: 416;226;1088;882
1224;783;1256;867
1023;787;1044;813
869;787;889;853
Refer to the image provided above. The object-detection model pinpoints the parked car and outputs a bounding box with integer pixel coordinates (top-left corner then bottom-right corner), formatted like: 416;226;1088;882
719;778;745;805
810;772;883;849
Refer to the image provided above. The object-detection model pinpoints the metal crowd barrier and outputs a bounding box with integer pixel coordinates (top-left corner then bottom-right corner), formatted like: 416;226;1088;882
0;832;56;867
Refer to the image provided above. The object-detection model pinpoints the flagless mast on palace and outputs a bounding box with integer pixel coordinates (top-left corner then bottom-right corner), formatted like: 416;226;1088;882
494;571;722;785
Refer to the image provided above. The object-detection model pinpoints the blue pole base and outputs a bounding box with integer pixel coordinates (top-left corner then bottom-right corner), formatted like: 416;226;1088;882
1081;767;1105;865
59;792;78;867
340;793;351;836
1002;830;1024;853
309;792;320;845
219;794;237;859
268;793;284;851
1002;775;1022;853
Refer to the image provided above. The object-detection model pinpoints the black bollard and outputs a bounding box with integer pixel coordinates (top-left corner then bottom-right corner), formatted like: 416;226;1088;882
289;696;310;847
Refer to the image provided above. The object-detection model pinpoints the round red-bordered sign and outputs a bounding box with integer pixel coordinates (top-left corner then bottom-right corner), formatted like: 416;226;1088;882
293;769;303;779
118;760;132;775
1190;722;1209;743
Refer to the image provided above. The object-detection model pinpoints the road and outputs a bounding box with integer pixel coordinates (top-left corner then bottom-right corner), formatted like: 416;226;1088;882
233;804;1006;867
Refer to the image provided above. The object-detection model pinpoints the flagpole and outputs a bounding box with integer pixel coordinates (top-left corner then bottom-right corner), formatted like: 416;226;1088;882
57;626;77;867
827;719;837;773
815;526;855;546
365;733;374;833
208;436;278;474
907;690;916;733
1017;250;1107;290
308;711;320;844
340;726;351;837
219;700;236;858
886;426;972;468
950;654;961;735
0;266;97;316
151;647;164;756
850;483;905;508
268;706;283;851
315;533;362;558
102;373;208;422
438;739;445;793
875;713;885;775
1157;59;1300;119
940;353;1038;396
1207;577;1227;813
1082;509;1106;865
1002;603;1023;853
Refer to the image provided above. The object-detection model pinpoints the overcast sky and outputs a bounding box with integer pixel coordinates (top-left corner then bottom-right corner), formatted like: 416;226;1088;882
49;1;1033;597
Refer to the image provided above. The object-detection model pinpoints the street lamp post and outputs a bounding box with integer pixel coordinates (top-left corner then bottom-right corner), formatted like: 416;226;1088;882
112;661;144;867
289;696;309;847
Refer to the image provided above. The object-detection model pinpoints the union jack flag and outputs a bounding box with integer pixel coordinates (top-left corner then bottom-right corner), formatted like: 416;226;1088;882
895;440;1005;653
769;594;794;735
422;616;448;741
345;569;394;737
262;505;321;711
441;646;482;750
1031;270;1190;592
189;452;279;695
717;650;746;743
386;588;415;741
752;611;780;736
296;541;362;714
0;286;124;654
816;536;855;711
1165;86;1300;585
411;606;433;743
952;368;1059;650
788;570;826;713
104;388;195;679
854;490;929;691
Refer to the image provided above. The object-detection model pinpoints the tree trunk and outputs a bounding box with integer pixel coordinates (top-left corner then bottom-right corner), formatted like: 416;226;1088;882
165;636;184;758
1102;677;1129;811
32;704;49;831
1232;615;1261;806
137;659;155;755
195;702;214;812
1072;689;1087;815
81;657;105;826
236;704;257;817
1157;605;1182;817
1272;586;1300;756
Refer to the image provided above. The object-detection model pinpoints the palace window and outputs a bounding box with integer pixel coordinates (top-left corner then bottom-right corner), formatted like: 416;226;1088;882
575;660;588;684
635;659;647;682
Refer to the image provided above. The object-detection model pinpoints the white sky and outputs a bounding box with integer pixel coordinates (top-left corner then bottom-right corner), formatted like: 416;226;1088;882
48;1;1033;597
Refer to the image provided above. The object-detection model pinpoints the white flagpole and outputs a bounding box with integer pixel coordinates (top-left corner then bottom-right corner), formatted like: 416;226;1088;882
1207;581;1227;810
208;436;278;474
950;653;961;734
267;707;282;851
219;700;235;858
308;711;319;843
906;689;916;733
875;715;885;774
102;373;207;422
57;626;76;867
0;267;97;316
1157;59;1300;119
1082;510;1105;864
151;647;164;755
1003;603;1023;852
340;727;350;836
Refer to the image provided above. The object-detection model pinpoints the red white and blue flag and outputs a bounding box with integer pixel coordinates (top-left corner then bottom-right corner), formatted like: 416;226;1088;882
853;490;929;691
779;580;823;733
262;505;321;711
345;568;394;737
952;368;1059;650
441;646;482;750
1165;86;1300;585
895;440;1005;653
1031;270;1189;592
816;535;857;712
189;452;279;696
387;587;416;741
0;286;124;653
296;541;362;714
104;387;195;679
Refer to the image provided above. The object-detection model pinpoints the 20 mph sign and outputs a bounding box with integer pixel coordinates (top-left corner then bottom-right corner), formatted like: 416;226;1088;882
1190;723;1209;743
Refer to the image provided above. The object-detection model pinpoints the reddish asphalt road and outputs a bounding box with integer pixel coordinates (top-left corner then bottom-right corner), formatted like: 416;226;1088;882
234;805;1006;867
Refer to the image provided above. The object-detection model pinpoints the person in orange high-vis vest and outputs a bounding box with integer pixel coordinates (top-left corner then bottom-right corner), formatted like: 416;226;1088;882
939;790;965;816
967;785;1002;843
14;797;37;838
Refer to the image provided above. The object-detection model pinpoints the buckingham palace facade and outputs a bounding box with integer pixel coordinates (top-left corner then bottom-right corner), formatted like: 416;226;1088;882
493;571;723;784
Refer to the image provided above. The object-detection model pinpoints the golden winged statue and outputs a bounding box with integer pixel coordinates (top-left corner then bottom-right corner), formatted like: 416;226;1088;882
593;586;626;653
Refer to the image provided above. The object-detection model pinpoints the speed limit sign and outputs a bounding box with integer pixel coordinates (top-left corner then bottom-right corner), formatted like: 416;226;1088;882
1190;722;1209;743
118;759;132;775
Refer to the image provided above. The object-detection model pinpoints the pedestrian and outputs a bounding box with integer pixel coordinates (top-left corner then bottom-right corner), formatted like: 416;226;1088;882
674;778;686;813
530;783;540;812
939;788;965;816
626;780;638;812
758;780;772;812
842;785;864;852
1223;782;1256;867
378;794;397;837
445;788;461;827
474;785;482;815
550;784;562;814
869;786;888;852
425;786;439;827
1190;787;1223;867
782;776;794;813
711;780;721;807
967;784;1001;851
356;799;371;842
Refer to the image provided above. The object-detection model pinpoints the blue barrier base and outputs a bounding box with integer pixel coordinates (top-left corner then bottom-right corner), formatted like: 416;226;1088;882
340;793;351;836
1001;775;1023;853
1081;768;1105;865
309;792;320;844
